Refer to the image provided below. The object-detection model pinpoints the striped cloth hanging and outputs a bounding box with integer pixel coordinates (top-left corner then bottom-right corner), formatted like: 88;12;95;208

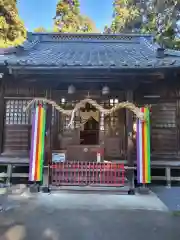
136;107;151;184
29;104;46;182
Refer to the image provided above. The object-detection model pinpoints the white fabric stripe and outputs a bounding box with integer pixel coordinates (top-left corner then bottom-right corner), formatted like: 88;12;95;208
139;119;143;183
31;107;39;181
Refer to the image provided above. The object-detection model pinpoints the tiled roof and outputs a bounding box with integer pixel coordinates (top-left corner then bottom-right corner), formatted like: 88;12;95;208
0;32;180;69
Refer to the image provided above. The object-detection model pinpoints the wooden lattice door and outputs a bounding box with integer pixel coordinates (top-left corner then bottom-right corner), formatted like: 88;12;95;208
3;99;31;154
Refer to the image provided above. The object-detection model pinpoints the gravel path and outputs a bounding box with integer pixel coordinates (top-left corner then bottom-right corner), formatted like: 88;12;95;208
0;192;179;240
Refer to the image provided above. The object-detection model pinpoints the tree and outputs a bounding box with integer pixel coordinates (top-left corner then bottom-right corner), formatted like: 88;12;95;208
54;0;97;33
107;0;180;49
34;27;47;32
140;0;180;49
103;25;111;34
0;0;26;47
79;15;98;33
108;0;140;33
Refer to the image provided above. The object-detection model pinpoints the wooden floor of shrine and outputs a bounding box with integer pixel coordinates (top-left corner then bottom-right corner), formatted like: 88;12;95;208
0;155;179;188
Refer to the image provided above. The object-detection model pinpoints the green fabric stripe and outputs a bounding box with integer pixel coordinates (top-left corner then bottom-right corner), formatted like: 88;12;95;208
146;108;151;183
40;108;46;182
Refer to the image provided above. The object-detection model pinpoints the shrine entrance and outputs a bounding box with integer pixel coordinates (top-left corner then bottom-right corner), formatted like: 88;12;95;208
80;103;99;145
26;96;150;193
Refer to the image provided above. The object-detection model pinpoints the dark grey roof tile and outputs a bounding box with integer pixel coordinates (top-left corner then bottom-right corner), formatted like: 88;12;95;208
147;61;154;66
1;33;180;69
121;61;128;66
135;61;140;66
170;60;176;65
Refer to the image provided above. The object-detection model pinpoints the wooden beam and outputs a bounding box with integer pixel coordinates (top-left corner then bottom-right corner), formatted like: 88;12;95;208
0;82;5;153
125;90;135;193
9;67;169;79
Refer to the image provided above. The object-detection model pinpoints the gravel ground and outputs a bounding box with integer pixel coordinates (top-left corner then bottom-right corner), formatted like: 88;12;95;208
0;206;179;240
0;192;179;240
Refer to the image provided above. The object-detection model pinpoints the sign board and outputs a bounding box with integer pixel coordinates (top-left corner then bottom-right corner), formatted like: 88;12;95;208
97;152;101;163
52;153;66;163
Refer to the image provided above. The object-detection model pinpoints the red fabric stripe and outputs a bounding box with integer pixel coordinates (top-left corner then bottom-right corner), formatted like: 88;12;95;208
34;105;42;181
142;108;145;184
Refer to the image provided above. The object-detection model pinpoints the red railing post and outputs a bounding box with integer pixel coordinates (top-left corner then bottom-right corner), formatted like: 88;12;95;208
50;161;125;188
121;164;125;186
114;163;116;186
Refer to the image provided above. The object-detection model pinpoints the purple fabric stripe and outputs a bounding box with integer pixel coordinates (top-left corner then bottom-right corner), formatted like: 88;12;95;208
136;118;140;183
29;110;36;181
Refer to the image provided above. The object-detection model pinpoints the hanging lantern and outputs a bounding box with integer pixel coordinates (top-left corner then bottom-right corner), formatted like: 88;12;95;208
102;86;110;95
0;73;4;78
68;85;76;94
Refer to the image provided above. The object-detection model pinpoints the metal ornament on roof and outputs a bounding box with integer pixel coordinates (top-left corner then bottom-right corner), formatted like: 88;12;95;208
68;85;76;94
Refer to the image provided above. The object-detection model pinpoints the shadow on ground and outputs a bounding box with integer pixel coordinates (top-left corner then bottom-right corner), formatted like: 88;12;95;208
0;192;180;240
151;186;180;211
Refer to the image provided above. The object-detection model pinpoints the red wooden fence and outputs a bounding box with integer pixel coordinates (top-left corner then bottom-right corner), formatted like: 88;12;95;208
50;162;125;187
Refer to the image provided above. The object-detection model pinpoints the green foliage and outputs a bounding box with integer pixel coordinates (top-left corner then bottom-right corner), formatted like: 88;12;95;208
54;0;97;33
0;0;26;48
140;0;180;49
108;0;180;50
79;15;98;33
34;27;47;32
107;0;140;33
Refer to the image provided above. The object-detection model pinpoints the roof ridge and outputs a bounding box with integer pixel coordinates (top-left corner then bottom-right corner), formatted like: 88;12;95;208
141;37;180;57
0;36;40;55
29;32;153;36
18;39;40;51
27;32;154;43
165;48;180;57
140;37;158;52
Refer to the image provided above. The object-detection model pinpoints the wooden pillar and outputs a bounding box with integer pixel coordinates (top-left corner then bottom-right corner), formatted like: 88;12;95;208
0;82;5;153
99;111;105;161
125;90;135;194
42;90;52;191
98;99;105;161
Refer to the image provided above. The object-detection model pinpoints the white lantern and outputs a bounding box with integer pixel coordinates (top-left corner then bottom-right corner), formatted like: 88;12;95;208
68;85;76;94
110;99;114;106
114;98;119;104
61;98;65;104
102;86;110;95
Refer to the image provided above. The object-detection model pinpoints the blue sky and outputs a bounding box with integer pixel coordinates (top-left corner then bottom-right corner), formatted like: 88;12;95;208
17;0;113;32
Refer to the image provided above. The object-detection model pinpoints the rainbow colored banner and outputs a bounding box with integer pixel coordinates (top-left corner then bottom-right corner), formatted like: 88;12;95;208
29;104;46;182
136;107;151;184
